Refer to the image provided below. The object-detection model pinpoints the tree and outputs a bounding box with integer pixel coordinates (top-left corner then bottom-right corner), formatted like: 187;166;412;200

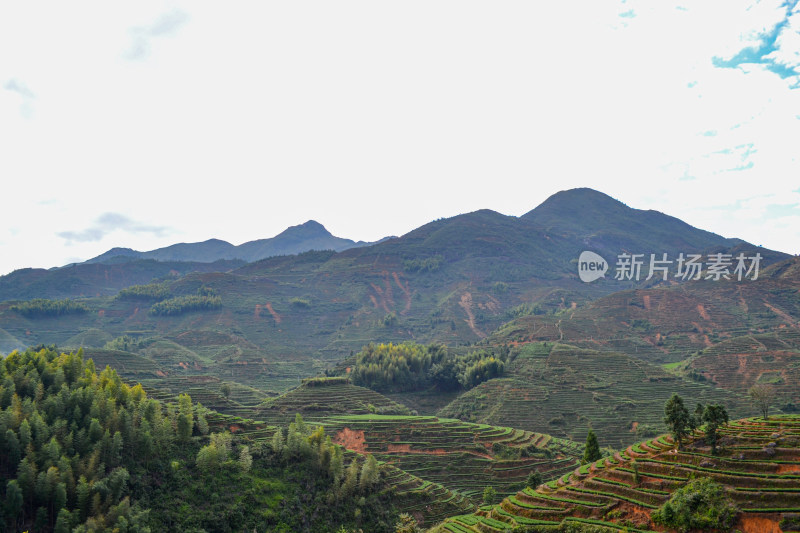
749;384;776;420
238;445;253;472
702;404;729;454
210;432;232;460
196;443;222;472
483;486;497;505
341;459;359;498
583;430;601;463
177;393;194;441
54;508;72;533
652;477;738;532
330;444;344;482
4;480;23;527
359;454;379;489
395;513;422;533
271;427;284;455
196;410;209;435
220;382;231;399
5;429;21;467
526;470;542;489
664;394;692;449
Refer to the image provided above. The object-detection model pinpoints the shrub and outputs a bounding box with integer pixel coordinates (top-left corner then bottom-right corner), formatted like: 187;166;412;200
651;477;738;532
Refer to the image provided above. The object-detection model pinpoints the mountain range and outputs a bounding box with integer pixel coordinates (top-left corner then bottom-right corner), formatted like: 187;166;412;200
83;219;388;264
2;187;799;532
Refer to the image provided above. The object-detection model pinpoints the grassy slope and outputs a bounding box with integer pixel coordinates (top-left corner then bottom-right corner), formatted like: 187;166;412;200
438;342;752;448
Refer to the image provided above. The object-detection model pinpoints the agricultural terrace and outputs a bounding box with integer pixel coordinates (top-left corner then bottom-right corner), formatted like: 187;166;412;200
436;415;800;532
256;377;412;425
324;414;582;503
439;342;749;448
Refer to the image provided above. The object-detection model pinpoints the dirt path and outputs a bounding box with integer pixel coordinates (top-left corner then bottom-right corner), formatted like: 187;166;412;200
459;292;485;338
264;302;281;324
764;302;799;328
392;271;412;315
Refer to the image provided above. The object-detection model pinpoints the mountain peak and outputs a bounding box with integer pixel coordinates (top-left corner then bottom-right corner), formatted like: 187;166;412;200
522;188;629;221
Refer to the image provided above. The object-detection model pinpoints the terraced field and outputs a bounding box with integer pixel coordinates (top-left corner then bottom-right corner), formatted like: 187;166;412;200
323;414;582;503
438;342;750;447
491;275;800;366
255;377;413;425
436;415;800;532
191;409;477;527
674;330;800;408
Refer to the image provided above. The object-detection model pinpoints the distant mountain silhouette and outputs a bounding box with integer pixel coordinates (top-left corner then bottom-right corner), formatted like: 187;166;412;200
85;220;387;264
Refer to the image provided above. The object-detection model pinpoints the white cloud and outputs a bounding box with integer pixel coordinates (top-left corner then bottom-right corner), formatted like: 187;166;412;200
0;0;799;275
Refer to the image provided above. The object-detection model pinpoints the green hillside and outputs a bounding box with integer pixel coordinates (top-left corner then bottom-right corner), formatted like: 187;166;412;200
0;347;405;532
438;342;752;448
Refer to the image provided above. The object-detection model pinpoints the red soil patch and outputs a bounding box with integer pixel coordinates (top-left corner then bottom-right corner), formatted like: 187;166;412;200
254;304;261;319
155;370;167;377
697;304;710;321
776;463;800;474
459;292;486;338
737;514;782;533
613;502;652;529
229;425;241;433
264;302;281;324
392;271;412;315
333;428;367;453
369;295;379;309
178;362;189;369
763;302;798;328
643;295;651;310
98;309;106;317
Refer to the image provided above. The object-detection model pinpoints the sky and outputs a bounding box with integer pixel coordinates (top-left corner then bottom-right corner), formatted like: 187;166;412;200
1;1;799;275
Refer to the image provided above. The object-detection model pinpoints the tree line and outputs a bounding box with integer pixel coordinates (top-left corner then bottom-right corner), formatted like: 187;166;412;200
10;300;89;319
349;342;507;393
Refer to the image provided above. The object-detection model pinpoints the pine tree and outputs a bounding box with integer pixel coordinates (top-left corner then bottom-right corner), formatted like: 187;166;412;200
341;459;359;498
330;445;344;482
359;454;379;490
271;427;284;455
54;508;72;533
177;393;194;441
239;445;253;472
583;430;602;463
5;480;23;527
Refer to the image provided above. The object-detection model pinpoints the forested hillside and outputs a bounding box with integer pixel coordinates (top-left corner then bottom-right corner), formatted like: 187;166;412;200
0;348;401;532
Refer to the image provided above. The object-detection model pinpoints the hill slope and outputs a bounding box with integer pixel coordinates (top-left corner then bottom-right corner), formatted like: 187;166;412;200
437;415;800;532
438;342;752;448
